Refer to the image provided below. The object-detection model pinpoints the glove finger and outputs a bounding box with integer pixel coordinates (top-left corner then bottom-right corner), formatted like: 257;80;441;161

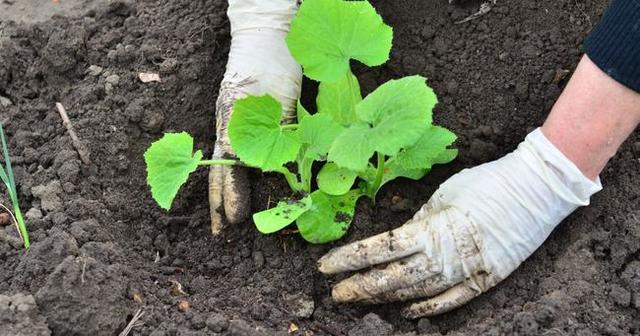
371;274;455;304
318;218;430;274
401;282;481;319
222;164;251;224
209;165;225;235
331;253;437;303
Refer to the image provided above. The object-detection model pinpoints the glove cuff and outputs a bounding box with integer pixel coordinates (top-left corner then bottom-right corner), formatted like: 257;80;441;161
525;128;603;204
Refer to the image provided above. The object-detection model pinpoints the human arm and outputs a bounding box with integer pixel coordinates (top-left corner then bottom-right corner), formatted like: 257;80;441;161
209;0;301;234
317;1;640;318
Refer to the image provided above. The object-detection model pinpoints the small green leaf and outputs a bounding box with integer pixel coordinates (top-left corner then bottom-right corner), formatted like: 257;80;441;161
287;0;393;82
229;95;301;171
317;71;362;125
317;163;358;195
394;126;457;170
327;123;374;172
297;190;362;244
298;114;344;160
297;100;311;122
356;75;437;156
253;195;313;234
144;132;203;210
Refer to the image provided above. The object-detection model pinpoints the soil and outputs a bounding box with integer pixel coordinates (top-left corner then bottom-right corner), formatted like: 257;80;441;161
1;0;639;335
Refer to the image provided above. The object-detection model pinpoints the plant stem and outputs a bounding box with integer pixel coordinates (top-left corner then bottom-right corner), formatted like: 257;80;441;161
300;157;313;193
198;159;242;166
13;205;29;249
280;124;299;130
275;167;303;192
368;152;385;200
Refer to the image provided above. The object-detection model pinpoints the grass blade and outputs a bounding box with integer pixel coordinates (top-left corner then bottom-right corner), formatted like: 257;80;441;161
0;122;30;249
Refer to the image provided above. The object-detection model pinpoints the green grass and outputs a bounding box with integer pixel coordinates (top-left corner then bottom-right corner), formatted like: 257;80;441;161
0;122;29;249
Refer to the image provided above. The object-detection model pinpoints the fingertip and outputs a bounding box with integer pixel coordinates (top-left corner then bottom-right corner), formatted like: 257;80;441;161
331;281;362;303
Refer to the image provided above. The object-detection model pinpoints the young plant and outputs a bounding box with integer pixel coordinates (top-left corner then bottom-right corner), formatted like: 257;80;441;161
144;0;458;244
0;123;30;249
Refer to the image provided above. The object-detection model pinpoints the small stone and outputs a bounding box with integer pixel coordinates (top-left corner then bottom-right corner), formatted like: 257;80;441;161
105;74;120;86
206;313;229;332
284;293;315;319
86;65;103;76
0;212;10;227
0;96;12;107
632;142;640;153
25;208;43;221
178;300;190;312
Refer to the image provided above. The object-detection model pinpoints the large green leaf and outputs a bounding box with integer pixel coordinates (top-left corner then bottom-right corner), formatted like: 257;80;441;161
297;190;362;244
317;71;362;125
287;0;393;82
228;95;301;171
144;132;203;210
298;114;344;160
253;195;312;234
317;162;358;195
356;75;437;156
327;123;373;172
394;126;457;170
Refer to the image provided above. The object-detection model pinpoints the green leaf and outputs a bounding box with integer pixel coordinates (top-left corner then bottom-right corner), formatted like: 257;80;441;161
228;95;301;171
297;100;311;122
298;114;344;160
287;0;393;82
297;190;362;244
434;148;459;164
317;163;358;195
317;71;362;125
253;195;312;234
144;132;203;210
327;123;374;172
356;75;437;156
394;126;457;170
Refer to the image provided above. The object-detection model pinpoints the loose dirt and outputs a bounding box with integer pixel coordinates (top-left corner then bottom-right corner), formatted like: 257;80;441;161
1;0;638;335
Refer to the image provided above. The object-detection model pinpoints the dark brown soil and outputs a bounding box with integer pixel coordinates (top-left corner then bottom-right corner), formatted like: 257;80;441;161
1;0;639;335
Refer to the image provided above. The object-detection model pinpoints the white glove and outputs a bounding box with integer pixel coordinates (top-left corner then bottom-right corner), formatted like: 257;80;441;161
209;0;302;234
318;128;602;318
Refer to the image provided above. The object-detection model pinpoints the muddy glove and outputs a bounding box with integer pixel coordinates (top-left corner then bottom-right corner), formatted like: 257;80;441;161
318;128;602;318
209;0;302;234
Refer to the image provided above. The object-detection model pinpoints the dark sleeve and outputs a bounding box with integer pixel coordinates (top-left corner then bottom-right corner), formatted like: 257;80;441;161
584;0;640;92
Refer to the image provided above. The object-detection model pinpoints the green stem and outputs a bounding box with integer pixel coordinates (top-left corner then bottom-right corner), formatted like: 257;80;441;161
280;124;299;130
368;152;385;200
275;167;303;192
13;205;29;249
300;158;314;193
198;159;242;166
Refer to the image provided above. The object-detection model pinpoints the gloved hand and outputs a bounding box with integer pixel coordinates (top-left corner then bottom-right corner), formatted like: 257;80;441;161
209;0;302;234
318;128;602;318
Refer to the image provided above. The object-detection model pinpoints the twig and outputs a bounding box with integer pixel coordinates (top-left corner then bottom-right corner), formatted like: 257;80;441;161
0;203;21;243
55;103;91;165
118;309;144;336
455;0;497;24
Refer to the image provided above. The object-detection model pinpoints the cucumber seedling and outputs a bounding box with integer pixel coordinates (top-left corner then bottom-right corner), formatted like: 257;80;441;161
144;0;458;244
